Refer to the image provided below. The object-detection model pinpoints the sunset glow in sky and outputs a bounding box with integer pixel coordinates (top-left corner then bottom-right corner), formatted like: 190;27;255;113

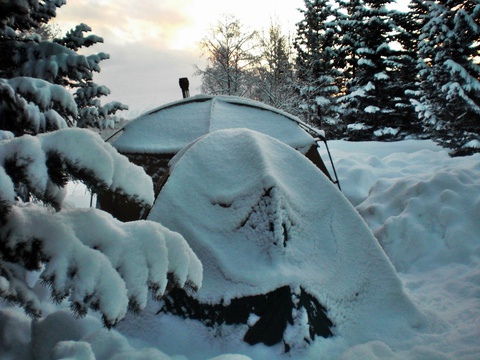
57;0;304;50
54;0;410;117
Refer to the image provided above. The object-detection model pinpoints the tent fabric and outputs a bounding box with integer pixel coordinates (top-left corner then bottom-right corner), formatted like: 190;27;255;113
112;95;316;155
96;153;171;222
101;95;335;222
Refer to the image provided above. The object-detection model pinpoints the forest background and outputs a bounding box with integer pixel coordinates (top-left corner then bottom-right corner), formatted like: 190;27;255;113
193;0;479;154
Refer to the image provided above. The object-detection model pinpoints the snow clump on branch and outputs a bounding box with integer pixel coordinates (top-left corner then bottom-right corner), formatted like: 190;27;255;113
0;128;202;326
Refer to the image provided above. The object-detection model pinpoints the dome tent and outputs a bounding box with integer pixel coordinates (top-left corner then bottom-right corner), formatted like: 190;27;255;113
148;128;424;351
112;94;318;155
99;95;337;221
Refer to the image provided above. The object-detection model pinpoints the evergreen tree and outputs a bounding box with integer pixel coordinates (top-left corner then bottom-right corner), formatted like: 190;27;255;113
392;0;431;137
0;6;126;134
337;0;413;140
417;0;480;153
0;0;201;325
196;15;258;97
294;0;343;134
56;23;129;129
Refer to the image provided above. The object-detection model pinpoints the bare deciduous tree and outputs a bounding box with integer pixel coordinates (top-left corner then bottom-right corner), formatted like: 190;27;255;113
254;21;298;113
196;15;259;97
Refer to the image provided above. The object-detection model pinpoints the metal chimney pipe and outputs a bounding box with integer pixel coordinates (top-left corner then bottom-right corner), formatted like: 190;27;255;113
179;77;190;99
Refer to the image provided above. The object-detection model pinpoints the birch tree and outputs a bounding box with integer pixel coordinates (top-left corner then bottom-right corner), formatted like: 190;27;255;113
196;15;259;97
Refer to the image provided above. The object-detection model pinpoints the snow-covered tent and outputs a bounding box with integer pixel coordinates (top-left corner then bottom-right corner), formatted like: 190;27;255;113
99;95;335;221
93;96;423;351
148;128;423;351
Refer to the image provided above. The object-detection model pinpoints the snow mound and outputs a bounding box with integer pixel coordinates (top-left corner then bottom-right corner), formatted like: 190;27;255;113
327;140;480;273
1;306;250;360
323;140;480;359
149;128;424;350
357;153;480;272
27;309;177;360
328;140;443;206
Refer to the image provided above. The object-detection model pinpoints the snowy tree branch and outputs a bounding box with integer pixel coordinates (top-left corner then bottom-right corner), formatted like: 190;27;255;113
0;128;202;326
0;128;154;214
0;205;202;327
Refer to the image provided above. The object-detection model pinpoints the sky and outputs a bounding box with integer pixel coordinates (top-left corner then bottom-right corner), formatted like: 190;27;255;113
54;0;410;118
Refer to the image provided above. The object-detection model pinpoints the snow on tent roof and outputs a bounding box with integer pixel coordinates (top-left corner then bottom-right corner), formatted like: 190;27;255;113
149;128;423;349
112;95;316;154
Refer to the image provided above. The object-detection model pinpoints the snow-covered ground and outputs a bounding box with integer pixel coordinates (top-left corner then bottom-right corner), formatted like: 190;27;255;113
323;140;480;359
1;139;479;360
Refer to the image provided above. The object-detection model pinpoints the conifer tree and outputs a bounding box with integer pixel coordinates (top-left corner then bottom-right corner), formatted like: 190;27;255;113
392;0;430;137
56;23;129;129
337;0;367;89
0;0;201;326
294;0;343;133
337;0;412;140
417;0;480;153
0;5;127;135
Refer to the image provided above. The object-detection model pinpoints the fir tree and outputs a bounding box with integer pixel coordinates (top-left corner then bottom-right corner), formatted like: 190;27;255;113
57;23;129;129
392;0;431;137
294;0;343;134
0;0;201;326
417;0;480;153
337;0;413;140
0;5;127;135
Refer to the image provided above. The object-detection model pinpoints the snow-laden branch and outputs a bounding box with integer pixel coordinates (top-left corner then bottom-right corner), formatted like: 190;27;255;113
0;128;202;326
5;77;77;116
443;59;480;93
0;204;202;327
0;77;75;132
55;23;104;51
0;128;154;213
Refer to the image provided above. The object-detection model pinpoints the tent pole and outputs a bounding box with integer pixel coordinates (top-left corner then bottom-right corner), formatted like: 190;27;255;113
318;139;341;191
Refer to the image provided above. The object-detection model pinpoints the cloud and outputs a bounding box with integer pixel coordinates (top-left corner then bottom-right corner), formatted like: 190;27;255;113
55;0;195;48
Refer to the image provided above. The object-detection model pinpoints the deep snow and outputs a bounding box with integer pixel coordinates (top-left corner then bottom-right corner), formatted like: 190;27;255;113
1;139;479;360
